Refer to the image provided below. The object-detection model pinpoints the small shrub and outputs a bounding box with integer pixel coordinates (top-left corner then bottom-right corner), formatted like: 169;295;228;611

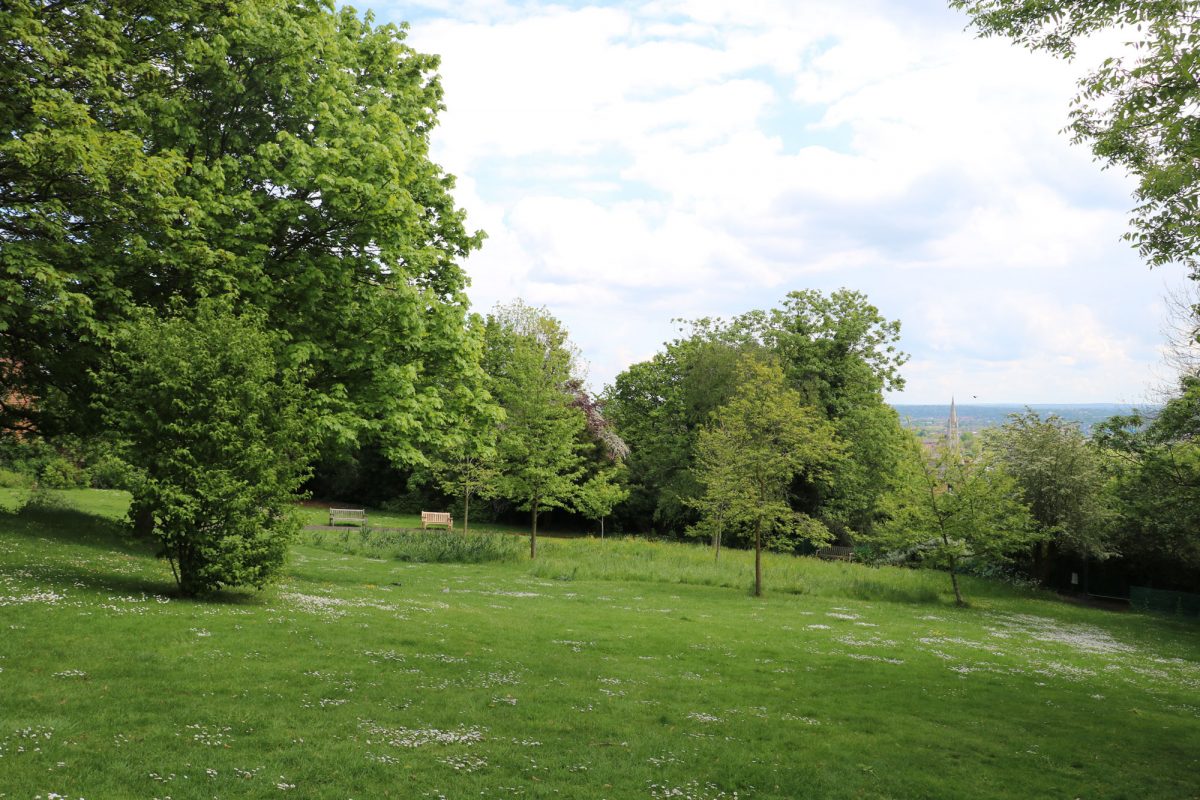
20;482;74;512
88;454;135;490
38;457;87;489
0;467;32;489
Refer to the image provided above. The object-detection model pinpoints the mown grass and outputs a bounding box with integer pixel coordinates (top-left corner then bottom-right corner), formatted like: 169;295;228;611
1;490;1197;800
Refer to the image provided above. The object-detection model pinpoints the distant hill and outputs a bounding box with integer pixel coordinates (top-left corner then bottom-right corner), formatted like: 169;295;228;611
890;403;1153;435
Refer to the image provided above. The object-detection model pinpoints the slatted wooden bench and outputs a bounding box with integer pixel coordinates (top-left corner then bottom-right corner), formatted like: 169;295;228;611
329;507;367;527
816;545;855;561
421;511;453;530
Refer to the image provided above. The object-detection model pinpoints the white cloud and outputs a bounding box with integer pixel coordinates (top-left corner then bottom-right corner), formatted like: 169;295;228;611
375;0;1186;401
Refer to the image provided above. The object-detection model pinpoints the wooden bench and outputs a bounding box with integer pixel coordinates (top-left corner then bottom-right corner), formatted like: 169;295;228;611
816;545;855;561
421;511;453;530
329;507;366;527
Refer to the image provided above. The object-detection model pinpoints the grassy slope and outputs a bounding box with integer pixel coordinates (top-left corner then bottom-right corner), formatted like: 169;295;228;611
0;491;1197;800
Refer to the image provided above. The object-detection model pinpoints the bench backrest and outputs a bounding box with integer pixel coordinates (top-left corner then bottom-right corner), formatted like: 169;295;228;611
422;511;452;524
329;508;366;526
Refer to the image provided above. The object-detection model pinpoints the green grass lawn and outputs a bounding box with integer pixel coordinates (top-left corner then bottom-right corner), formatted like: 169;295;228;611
1;490;1197;799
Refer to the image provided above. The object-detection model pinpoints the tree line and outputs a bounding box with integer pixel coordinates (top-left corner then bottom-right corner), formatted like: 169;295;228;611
2;0;1197;599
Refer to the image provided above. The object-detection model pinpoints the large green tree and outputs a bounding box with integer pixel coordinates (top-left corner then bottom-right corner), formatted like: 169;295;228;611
484;301;589;558
951;0;1200;275
1094;378;1200;584
1;0;485;463
693;359;842;597
988;411;1117;581
95;302;313;596
607;289;907;539
606;336;751;533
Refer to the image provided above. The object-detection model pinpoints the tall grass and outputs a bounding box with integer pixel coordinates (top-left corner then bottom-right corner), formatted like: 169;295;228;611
530;536;1026;605
299;526;525;563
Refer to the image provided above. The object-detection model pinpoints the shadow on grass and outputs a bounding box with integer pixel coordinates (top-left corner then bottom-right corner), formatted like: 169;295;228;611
0;503;146;555
0;504;269;605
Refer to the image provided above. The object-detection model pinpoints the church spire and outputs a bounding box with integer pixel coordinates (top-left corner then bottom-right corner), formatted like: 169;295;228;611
947;396;961;454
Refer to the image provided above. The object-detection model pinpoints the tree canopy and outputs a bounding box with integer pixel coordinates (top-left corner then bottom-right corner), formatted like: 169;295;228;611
484;301;589;558
693;358;842;596
1094;377;1200;582
870;436;1040;606
988;411;1117;577
1;0;486;463
606;289;907;540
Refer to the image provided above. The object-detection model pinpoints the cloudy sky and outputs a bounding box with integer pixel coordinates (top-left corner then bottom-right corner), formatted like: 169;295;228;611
371;0;1188;403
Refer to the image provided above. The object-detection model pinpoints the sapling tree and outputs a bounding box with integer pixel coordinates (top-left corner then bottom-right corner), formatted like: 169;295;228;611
575;468;629;538
870;436;1040;606
485;301;588;558
430;427;500;535
988;411;1117;581
95;302;314;596
693;359;842;596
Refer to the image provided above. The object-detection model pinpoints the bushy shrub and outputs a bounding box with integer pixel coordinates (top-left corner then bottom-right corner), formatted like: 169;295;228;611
87;454;135;490
38;457;87;489
0;467;32;489
95;303;315;596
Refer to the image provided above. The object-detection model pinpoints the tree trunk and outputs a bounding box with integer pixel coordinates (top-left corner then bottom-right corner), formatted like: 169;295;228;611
1035;539;1052;585
464;489;470;535
530;504;538;560
940;531;965;606
948;563;964;607
133;504;155;540
754;518;762;597
713;525;721;561
600;516;605;539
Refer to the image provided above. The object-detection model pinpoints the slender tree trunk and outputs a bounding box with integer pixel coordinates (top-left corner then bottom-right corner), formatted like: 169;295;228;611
464;489;470;535
713;525;721;562
530;504;538;559
948;563;964;607
600;516;605;539
942;533;965;606
754;518;762;597
1035;539;1052;585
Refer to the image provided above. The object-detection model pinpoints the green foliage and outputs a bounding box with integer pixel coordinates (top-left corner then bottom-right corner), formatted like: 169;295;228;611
300;527;523;564
484;301;589;556
950;0;1200;275
1094;377;1200;583
868;436;1041;605
95;302;314;595
574;467;630;536
607;289;907;539
606;335;750;533
693;359;843;595
0;467;30;489
0;0;487;463
36;457;87;490
988;411;1118;571
86;453;136;491
428;394;503;533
